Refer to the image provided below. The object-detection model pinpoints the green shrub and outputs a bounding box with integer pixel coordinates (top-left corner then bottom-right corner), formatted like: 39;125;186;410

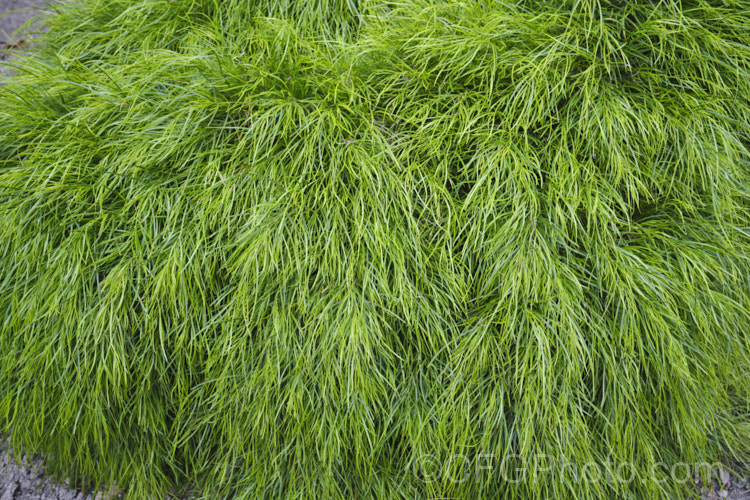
1;0;750;498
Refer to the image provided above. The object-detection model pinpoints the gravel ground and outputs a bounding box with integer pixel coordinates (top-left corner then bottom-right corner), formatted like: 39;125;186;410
0;439;97;500
0;0;38;40
0;0;45;78
700;466;750;500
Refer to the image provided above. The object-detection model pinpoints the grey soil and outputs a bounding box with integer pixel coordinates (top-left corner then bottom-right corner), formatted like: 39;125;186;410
0;0;38;41
1;439;96;500
1;0;44;78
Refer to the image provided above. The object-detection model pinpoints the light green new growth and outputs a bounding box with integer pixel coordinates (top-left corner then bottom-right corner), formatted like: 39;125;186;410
1;0;750;498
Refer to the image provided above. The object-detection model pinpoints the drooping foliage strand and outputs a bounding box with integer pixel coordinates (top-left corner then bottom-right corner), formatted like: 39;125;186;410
1;0;750;498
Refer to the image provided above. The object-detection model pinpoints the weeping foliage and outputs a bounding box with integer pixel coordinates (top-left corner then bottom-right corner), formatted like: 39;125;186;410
1;0;750;498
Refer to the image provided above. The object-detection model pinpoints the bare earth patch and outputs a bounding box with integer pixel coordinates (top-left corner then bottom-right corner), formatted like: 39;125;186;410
0;439;96;500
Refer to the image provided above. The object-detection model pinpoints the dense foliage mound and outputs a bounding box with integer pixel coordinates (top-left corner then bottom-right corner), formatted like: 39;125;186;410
2;0;750;498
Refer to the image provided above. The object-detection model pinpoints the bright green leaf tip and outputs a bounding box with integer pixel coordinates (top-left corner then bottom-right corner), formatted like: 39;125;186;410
1;0;750;498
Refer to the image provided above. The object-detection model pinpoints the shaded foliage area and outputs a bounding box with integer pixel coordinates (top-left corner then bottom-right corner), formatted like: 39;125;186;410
1;0;750;498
